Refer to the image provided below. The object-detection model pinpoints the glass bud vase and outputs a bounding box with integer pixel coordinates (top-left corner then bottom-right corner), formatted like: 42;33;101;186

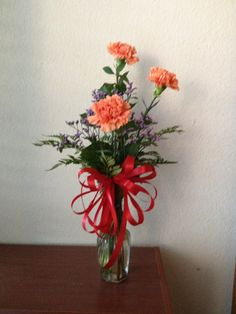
97;229;131;283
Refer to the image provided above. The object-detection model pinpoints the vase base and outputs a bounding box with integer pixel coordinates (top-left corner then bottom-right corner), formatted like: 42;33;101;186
100;269;128;283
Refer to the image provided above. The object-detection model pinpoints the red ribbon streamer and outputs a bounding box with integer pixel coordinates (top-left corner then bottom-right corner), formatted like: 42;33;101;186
71;155;157;269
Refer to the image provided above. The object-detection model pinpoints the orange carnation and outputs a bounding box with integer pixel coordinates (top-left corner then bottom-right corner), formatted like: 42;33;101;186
148;67;179;91
107;42;139;65
88;95;131;132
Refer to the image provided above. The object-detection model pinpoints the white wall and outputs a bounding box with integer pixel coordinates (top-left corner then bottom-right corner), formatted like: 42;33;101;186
1;0;235;313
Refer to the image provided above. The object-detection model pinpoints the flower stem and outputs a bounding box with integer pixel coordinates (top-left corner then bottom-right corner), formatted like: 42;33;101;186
144;95;159;116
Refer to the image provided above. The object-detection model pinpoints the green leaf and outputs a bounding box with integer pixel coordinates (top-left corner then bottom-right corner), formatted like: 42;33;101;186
154;86;166;96
47;163;62;171
116;59;126;73
103;66;114;74
80;112;87;119
33;142;43;146
125;120;140;130
129;102;137;108
157;126;183;137
121;71;129;83
99;83;114;95
107;157;115;167
116;81;126;93
125;143;139;157
80;141;113;171
111;166;122;176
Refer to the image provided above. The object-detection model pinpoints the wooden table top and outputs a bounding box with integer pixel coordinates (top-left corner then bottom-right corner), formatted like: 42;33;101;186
0;245;173;314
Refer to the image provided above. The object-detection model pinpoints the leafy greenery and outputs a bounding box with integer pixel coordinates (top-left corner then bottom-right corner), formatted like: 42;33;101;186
35;52;182;174
103;66;114;75
80;141;113;174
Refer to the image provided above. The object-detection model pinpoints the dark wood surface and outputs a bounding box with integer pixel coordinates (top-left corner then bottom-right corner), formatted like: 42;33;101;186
0;245;173;314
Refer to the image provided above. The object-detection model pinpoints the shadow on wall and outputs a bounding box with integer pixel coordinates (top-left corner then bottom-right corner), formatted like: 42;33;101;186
133;59;236;314
162;247;217;314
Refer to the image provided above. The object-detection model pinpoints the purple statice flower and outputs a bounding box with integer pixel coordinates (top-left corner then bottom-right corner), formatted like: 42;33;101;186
141;126;161;143
75;130;81;138
134;112;154;129
152;134;161;142
56;133;68;152
124;82;137;98
86;109;94;116
91;82;136;103
135;117;145;128
112;89;124;97
78;109;94;127
91;89;107;102
55;129;84;152
112;82;137;100
126;112;160;145
80;117;89;126
141;112;152;123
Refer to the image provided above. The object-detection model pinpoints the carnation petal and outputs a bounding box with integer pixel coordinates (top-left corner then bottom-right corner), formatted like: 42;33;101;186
148;67;179;91
107;41;139;65
87;94;131;132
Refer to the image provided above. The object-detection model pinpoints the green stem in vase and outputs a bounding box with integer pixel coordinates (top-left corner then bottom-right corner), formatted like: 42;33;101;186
114;185;123;281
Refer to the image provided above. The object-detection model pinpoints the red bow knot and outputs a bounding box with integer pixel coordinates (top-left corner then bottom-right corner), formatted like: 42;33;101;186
71;155;157;268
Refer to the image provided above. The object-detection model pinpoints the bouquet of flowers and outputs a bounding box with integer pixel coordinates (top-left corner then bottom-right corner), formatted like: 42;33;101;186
35;42;181;282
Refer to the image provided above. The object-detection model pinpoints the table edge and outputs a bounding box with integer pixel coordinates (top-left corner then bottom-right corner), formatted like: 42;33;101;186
154;248;173;314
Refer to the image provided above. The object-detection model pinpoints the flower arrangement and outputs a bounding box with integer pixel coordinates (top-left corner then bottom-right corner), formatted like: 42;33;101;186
35;42;181;282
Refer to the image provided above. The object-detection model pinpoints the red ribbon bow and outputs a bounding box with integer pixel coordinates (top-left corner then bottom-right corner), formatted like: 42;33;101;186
71;155;157;269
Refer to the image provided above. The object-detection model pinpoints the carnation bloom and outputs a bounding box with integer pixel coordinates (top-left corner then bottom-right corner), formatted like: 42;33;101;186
148;67;179;91
87;94;131;132
107;42;139;65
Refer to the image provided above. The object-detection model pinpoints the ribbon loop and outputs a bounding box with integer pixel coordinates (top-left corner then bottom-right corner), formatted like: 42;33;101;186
71;155;157;268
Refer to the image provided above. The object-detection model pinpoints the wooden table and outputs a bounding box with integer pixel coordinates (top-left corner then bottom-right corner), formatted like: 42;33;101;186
0;245;173;314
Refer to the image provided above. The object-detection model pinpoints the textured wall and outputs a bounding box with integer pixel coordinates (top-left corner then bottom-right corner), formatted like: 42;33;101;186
0;1;235;313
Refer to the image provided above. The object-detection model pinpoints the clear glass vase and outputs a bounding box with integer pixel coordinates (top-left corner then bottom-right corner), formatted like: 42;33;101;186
97;229;131;283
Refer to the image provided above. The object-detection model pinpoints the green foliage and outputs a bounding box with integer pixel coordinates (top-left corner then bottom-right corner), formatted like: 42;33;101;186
154;86;166;96
99;59;130;96
121;71;129;83
35;49;182;174
103;66;114;74
117;81;126;93
99;83;114;95
80;112;87;119
80;143;122;177
157;126;183;138
47;155;81;171
80;141;114;174
125;143;139;157
125;120;139;131
100;155;122;177
137;150;176;166
116;59;126;73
